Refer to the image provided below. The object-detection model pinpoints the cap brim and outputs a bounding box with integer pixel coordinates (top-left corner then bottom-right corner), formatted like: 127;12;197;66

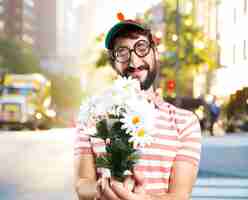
105;21;145;49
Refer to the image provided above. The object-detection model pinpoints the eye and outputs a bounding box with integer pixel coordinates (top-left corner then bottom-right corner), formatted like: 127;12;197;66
114;47;130;63
135;40;150;55
136;43;148;51
115;47;129;57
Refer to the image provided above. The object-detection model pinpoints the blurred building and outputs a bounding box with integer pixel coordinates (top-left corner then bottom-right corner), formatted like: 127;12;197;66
36;0;98;75
0;0;36;45
73;0;98;64
193;0;219;98
35;0;57;61
194;0;248;98
0;0;98;75
194;0;218;40
215;0;248;96
0;0;5;37
35;0;73;74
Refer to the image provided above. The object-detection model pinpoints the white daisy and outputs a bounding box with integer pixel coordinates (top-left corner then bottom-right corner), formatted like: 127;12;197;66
84;126;97;136
129;128;154;148
120;98;156;147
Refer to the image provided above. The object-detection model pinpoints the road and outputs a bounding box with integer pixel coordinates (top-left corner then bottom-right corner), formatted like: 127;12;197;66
0;128;77;200
0;129;248;200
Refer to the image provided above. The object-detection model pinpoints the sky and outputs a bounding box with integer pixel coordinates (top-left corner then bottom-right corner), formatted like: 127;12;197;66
75;0;162;34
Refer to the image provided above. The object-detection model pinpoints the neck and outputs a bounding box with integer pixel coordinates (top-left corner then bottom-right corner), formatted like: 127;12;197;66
143;86;155;96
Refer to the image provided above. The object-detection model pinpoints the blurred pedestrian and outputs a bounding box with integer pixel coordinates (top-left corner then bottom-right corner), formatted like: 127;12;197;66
209;95;220;136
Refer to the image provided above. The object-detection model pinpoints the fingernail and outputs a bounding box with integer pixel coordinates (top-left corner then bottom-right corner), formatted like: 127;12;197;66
127;179;134;191
112;181;122;188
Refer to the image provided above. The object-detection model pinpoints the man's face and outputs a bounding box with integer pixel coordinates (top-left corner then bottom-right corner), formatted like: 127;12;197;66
112;35;158;90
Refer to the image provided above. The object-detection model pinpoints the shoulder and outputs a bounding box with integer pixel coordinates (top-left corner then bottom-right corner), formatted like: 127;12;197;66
158;101;200;134
158;101;198;121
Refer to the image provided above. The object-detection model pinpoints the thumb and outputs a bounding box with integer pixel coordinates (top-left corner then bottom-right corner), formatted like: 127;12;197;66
133;170;145;185
133;170;146;193
123;175;135;191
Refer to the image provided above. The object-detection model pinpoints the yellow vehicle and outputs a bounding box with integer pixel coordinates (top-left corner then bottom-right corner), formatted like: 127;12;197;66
0;73;56;130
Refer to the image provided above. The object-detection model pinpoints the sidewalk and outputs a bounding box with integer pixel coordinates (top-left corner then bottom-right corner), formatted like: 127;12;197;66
192;177;248;200
199;132;248;178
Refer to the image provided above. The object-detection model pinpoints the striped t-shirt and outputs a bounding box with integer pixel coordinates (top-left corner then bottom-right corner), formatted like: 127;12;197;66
74;98;202;193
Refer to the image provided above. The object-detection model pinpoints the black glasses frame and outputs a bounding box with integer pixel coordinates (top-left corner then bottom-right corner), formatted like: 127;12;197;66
112;40;152;63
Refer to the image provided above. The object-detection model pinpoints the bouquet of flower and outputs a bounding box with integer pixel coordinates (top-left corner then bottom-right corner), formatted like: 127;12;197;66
78;76;156;181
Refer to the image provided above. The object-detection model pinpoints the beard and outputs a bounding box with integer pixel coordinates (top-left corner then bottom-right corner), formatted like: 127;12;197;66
122;60;158;91
140;65;157;90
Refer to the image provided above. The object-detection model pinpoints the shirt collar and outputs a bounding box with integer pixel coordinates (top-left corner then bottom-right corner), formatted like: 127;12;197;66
145;89;164;108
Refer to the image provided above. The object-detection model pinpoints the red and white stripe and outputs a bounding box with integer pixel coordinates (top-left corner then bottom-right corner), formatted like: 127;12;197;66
74;101;202;193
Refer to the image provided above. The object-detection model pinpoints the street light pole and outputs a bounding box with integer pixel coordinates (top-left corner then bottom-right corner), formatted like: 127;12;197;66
175;0;181;106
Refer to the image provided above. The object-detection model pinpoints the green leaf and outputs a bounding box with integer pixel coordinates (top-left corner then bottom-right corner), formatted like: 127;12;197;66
94;118;140;181
95;119;109;139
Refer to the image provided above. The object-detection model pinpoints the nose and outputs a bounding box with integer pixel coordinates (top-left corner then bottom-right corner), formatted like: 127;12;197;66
129;50;143;68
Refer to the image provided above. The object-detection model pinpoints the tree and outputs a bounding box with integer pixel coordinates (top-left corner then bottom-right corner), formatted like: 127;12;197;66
0;38;41;74
48;74;85;109
158;0;218;96
95;50;109;68
44;73;86;127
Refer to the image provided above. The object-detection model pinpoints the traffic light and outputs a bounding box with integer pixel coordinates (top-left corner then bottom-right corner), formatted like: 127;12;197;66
165;79;176;97
166;80;176;92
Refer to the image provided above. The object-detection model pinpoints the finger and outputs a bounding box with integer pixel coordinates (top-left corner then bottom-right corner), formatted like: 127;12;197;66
96;178;104;199
133;170;145;186
96;178;106;193
132;171;146;194
111;180;135;200
101;178;108;192
133;184;145;194
123;176;135;192
98;195;109;200
102;180;121;200
96;182;101;199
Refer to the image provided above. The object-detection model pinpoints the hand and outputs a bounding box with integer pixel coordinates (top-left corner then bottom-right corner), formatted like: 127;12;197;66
96;177;128;200
98;178;123;200
101;171;150;200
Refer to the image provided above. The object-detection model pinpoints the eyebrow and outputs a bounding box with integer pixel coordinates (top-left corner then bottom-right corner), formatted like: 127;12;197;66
114;39;149;50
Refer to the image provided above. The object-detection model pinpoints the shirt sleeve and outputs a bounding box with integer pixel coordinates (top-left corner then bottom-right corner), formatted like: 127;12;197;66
74;127;93;157
175;111;202;166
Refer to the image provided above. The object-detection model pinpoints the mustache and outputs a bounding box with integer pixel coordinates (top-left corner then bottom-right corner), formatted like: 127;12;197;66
123;64;149;75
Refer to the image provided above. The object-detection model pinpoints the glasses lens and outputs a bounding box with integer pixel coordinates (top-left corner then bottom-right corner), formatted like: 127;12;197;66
115;47;130;63
134;40;150;57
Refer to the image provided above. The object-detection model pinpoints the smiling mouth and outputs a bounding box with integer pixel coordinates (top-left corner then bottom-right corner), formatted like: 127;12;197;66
132;69;144;77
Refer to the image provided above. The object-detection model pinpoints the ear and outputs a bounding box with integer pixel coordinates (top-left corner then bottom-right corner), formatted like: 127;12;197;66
153;46;159;60
108;50;115;61
108;50;118;72
152;46;160;68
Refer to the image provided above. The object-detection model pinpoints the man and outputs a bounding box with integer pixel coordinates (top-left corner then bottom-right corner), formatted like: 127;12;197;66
74;20;201;200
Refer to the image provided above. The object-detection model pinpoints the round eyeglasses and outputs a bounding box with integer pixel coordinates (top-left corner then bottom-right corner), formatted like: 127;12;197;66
113;40;152;63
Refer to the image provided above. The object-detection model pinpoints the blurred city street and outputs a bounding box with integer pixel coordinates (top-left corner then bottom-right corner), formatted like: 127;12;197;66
0;129;77;200
0;129;248;200
1;0;248;199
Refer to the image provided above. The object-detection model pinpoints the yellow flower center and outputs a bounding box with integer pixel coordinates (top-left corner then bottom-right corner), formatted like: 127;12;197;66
137;128;145;137
132;116;140;125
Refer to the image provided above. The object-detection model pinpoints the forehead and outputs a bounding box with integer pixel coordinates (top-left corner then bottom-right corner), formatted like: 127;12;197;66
114;35;149;48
